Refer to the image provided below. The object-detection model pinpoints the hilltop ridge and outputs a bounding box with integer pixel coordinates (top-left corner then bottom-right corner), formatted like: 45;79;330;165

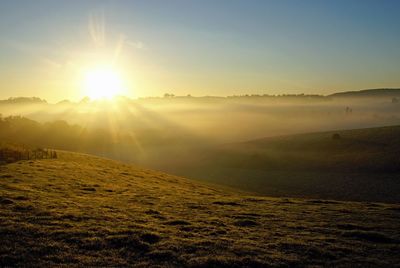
329;88;400;98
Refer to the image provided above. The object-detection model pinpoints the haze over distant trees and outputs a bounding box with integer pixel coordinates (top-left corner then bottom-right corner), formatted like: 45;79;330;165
1;88;400;203
0;88;400;168
0;97;47;104
2;88;400;105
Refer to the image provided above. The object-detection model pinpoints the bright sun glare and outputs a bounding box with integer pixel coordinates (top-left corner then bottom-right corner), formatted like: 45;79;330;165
84;67;125;100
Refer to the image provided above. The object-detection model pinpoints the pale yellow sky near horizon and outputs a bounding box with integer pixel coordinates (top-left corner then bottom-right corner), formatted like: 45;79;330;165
1;1;400;103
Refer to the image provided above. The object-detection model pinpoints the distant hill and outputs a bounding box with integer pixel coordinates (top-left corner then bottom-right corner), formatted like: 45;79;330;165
0;151;399;266
329;88;400;98
167;125;400;203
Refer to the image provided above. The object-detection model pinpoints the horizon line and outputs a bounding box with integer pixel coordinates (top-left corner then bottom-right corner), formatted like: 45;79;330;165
1;87;400;104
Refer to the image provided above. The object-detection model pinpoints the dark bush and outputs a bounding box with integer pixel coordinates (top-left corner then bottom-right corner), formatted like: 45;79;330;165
332;133;341;140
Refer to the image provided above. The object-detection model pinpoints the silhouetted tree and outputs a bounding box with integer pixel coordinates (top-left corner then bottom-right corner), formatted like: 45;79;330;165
332;133;341;140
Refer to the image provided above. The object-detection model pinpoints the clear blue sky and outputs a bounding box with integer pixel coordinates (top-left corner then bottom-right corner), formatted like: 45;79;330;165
0;0;399;101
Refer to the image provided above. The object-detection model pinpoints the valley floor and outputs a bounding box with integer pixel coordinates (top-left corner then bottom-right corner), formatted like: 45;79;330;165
0;152;399;267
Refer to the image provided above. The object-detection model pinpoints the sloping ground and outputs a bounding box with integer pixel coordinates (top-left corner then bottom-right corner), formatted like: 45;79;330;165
212;125;400;173
172;125;400;203
0;152;399;267
329;88;400;98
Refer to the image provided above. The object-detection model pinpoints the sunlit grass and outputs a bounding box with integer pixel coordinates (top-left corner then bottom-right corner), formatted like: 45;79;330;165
0;151;399;266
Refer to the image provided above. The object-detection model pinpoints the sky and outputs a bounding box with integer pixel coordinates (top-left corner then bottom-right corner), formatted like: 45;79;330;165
0;0;400;102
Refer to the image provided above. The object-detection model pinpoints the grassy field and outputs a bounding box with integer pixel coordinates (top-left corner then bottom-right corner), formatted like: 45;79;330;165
166;125;400;203
1;151;399;266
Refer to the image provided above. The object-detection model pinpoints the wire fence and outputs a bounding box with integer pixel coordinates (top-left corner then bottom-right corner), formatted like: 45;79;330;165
0;146;57;165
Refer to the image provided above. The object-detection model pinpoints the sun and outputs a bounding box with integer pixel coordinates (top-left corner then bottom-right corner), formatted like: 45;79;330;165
84;66;125;100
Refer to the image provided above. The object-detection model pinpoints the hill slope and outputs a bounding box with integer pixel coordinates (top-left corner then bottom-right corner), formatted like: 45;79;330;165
168;125;400;203
1;152;399;266
329;88;400;98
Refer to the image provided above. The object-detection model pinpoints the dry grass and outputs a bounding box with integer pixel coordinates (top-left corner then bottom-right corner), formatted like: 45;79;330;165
0;151;399;267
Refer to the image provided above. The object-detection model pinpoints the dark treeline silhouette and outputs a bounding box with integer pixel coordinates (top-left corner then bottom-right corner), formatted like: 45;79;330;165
0;88;399;107
0;116;111;155
143;93;329;102
0;115;172;162
0;112;208;166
